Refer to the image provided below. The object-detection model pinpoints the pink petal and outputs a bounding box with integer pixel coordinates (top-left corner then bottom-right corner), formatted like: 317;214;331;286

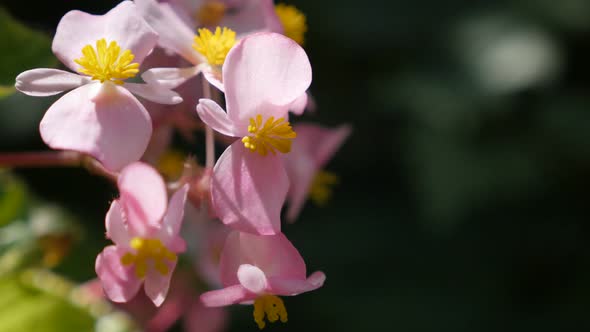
144;260;177;307
39;83;152;171
219;231;306;287
202;67;225;93
200;284;255;307
105;200;130;247
237;264;268;294
211;142;288;235
289;92;309;116
221;0;283;37
118;162;167;235
95;245;142;303
196;99;240;137
284;152;315;223
159;184;189;245
294;123;352;168
136;0;204;65
124;82;183;105
141;65;202;89
52;1;158;72
184;300;228;332
15;69;89;96
223;33;312;123
267;271;326;296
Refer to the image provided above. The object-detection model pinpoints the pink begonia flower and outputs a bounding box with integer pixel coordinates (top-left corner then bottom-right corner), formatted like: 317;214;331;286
284;124;352;222
200;231;325;329
135;0;282;91
95;162;189;306
196;32;311;235
14;1;183;171
116;271;227;332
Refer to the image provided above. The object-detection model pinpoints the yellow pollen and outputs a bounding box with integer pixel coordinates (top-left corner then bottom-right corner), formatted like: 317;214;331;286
157;149;186;181
194;2;226;27
120;237;177;279
253;295;288;329
193;27;236;66
74;39;139;85
241;114;297;156
309;171;339;206
275;4;307;45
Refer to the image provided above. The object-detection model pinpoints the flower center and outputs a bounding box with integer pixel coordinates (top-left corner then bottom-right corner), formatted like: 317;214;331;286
194;2;226;27
309;171;339;206
275;4;307;45
156;149;186;181
253;295;288;329
241;115;297;156
193;27;236;66
120;237;177;279
74;39;139;85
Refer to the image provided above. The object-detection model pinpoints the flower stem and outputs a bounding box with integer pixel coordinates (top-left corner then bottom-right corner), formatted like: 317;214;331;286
0;151;117;183
202;77;215;168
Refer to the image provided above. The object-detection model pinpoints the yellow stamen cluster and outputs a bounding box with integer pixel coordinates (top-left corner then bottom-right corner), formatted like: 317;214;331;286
74;39;139;85
275;4;307;45
195;2;226;27
120;238;177;279
193;27;236;66
242;115;297;156
253;295;288;329
309;171;339;206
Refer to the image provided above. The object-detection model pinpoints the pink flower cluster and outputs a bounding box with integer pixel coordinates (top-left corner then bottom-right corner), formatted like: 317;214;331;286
14;0;350;330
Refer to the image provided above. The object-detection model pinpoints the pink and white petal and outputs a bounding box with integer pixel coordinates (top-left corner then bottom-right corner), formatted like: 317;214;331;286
95;245;142;303
39;83;152;171
184;300;228;332
267;271;326;296
124;82;183;105
105;200;131;247
144;260;177;307
200;284;255;307
211;142;288;235
15;69;89;96
288;92;308;116
135;0;204;65
223;33;311;122
294;124;352;168
196;99;240;137
52;1;158;72
141;65;202;89
237;264;268;294
221;0;283;37
159;184;189;244
118;162;168;235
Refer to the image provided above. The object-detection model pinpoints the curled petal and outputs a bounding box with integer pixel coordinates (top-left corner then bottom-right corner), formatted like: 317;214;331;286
237;264;267;294
124;82;183;105
95;245;142;303
39;83;152;171
15;69;89;96
118;162;167;235
52;1;158;72
196;99;239;137
267;271;326;296
144;260;176;307
159;184;189;245
211;142;288;235
200;284;255;307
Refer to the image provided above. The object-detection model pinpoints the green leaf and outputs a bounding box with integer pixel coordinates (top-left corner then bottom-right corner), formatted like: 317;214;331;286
0;172;28;227
0;7;57;98
0;275;95;332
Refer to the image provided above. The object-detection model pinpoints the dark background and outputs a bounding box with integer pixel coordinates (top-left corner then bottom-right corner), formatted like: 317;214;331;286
2;0;590;331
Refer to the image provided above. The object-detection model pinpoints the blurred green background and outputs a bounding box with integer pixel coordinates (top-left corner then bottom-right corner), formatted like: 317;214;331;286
2;0;590;331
